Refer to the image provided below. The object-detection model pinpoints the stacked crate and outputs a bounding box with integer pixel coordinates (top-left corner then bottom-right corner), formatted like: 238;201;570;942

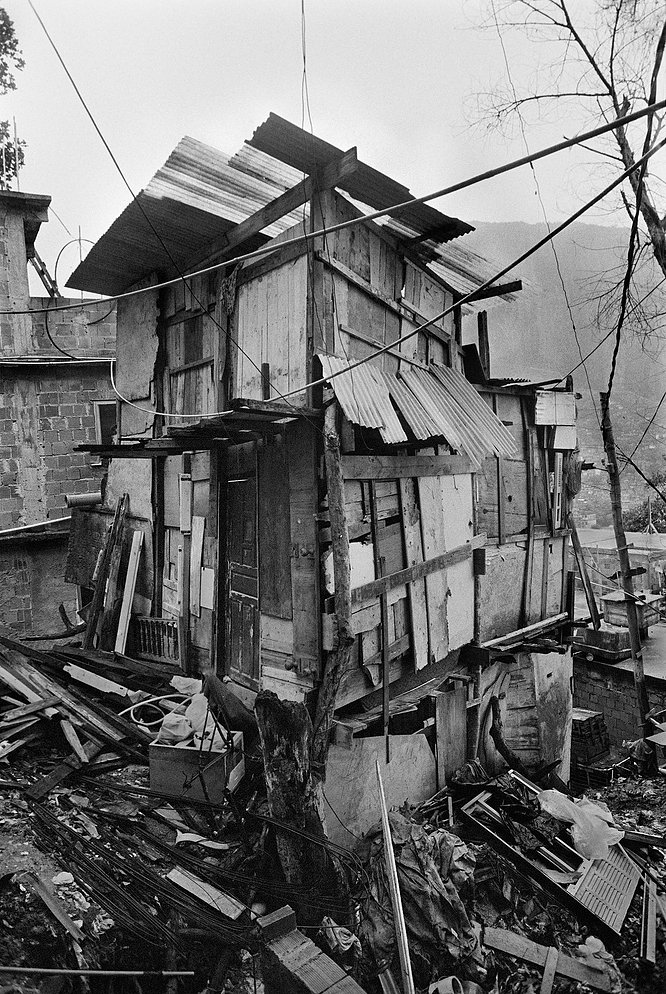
571;708;610;765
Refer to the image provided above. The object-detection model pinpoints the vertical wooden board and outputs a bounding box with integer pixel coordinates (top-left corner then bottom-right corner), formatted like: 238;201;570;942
547;536;566;616
189;516;205;618
163;457;181;527
114;531;144;655
440;474;474;649
258;442;293;620
435;685;467;784
418;476;449;664
398;479;429;672
287;256;308;399
288;422;319;676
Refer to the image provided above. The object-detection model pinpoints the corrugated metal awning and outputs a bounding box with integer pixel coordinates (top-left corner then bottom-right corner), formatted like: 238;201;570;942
318;355;517;462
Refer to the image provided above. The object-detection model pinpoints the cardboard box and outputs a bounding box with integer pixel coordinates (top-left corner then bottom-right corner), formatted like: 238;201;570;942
149;731;244;803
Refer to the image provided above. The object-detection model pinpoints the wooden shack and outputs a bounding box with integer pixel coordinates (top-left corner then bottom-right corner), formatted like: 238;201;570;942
67;115;577;790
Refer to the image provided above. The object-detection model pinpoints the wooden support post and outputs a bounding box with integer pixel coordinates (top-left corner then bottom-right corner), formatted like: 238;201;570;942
311;402;354;772
83;494;129;650
369;481;390;763
599;392;651;739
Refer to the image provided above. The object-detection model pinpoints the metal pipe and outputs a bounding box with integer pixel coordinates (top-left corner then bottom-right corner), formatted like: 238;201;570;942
0;515;71;537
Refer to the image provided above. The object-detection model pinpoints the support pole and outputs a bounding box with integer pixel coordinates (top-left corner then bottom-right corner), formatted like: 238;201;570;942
599;392;651;736
311;401;355;771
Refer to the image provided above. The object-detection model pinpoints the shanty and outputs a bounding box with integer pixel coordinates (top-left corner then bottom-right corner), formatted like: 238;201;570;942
1;5;666;994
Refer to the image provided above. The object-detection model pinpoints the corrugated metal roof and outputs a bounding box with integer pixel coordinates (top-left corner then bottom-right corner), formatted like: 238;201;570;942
249;113;473;243
318;354;407;444
68;138;308;296
319;354;517;462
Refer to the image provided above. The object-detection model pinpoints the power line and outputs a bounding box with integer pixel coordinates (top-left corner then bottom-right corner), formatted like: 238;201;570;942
28;0;321;434
4;99;666;319
620;389;666;473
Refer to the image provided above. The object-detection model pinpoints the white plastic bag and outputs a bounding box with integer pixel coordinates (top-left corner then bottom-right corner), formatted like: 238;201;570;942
153;710;193;745
538;789;624;860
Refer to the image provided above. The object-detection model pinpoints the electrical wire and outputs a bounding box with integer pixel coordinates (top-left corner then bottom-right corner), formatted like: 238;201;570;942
4;98;666;319
620;389;666;473
27;0;321;437
490;0;600;426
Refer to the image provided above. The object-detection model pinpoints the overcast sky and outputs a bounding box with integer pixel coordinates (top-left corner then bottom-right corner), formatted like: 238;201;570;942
3;0;663;291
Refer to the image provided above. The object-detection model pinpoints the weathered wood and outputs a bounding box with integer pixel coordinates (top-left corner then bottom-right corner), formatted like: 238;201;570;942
483;927;613;992
342;454;472;480
289;422;320;678
59;719;89;763
254;691;325;888
83;494;129;650
540;945;559;994
25;740;102;801
166;868;247;920
259;442;293;620
189;516;206;617
19;873;86;943
115;531;144;655
567;512;601;629
435;685;467;785
369;483;390;762
312;404;354;771
398;479;429;671
195;148;358;271
351;534;485;605
0;696;60;723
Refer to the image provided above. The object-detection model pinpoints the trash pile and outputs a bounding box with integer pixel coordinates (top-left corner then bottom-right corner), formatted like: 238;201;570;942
0;631;665;994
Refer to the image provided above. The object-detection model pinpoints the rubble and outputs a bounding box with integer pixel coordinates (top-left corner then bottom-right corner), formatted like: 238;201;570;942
0;632;665;994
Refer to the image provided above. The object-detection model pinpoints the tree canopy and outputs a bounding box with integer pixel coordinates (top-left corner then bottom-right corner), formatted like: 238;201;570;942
0;7;24;188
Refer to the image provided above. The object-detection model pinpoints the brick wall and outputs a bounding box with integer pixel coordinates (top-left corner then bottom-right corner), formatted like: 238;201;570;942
0;368;113;528
573;658;666;744
31;297;116;356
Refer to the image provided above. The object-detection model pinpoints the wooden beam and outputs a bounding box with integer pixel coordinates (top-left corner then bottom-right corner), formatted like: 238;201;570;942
341;454;473;480
483;928;612;992
195;148;359;271
567;512;601;630
463;279;523;303
352;533;486;605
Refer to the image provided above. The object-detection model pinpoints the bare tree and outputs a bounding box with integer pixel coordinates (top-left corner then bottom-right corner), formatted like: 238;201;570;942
474;1;666;284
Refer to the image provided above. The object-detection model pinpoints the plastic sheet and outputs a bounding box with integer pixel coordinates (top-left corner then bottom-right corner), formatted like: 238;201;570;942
538;789;624;860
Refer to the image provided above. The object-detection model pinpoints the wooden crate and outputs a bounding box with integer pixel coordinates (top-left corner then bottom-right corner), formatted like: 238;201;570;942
149;731;244;803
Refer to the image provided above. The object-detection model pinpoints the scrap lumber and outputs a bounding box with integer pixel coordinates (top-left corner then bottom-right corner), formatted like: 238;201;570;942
59;719;89;763
0;696;61;723
165;867;247;921
115;529;144;654
25;741;103;801
0;730;41;761
83;493;129;650
483;928;613;992
19;872;86;942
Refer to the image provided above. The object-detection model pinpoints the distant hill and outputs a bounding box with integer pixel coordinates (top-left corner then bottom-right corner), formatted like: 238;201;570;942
463;220;666;474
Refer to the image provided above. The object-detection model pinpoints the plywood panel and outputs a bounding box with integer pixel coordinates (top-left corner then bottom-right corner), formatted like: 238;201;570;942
418;476;448;663
478;544;526;642
436;685;467;783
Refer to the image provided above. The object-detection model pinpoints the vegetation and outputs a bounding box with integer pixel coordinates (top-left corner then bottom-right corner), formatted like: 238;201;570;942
0;8;25;188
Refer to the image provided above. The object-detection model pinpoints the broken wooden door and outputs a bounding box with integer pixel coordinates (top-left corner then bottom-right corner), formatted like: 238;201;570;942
226;474;259;688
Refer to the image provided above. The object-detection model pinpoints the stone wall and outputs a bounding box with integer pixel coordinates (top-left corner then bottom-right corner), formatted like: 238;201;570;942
573;658;666;744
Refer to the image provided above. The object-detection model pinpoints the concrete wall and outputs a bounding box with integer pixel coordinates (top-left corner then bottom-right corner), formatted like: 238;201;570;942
573;658;666;745
0;534;77;637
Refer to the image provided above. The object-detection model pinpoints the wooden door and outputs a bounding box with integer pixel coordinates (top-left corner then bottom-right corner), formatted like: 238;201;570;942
226;475;259;688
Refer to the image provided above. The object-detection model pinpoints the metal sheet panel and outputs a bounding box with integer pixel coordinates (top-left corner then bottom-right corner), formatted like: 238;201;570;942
318;354;407;444
249;113;472;243
68;138;308;296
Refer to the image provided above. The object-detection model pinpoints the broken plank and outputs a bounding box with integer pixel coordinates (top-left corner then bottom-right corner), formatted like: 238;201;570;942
59;719;89;763
540;946;559;994
19;873;86;942
25;741;103;801
0;656;60;718
63;664;129;698
0;730;41;761
115;530;144;655
166;867;247;920
483;928;612;992
0;696;61;723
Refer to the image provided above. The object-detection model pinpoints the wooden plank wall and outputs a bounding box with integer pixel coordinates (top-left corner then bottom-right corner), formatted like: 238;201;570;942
327;469;475;707
234;249;308;403
315;191;458;374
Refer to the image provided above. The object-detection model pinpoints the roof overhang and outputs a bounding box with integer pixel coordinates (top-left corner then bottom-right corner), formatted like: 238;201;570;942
0;190;51;258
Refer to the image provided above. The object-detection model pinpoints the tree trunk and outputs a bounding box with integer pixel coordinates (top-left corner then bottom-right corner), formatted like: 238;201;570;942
254;691;325;887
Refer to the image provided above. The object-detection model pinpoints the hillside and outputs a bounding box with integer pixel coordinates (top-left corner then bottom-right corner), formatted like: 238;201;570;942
464;221;666;475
